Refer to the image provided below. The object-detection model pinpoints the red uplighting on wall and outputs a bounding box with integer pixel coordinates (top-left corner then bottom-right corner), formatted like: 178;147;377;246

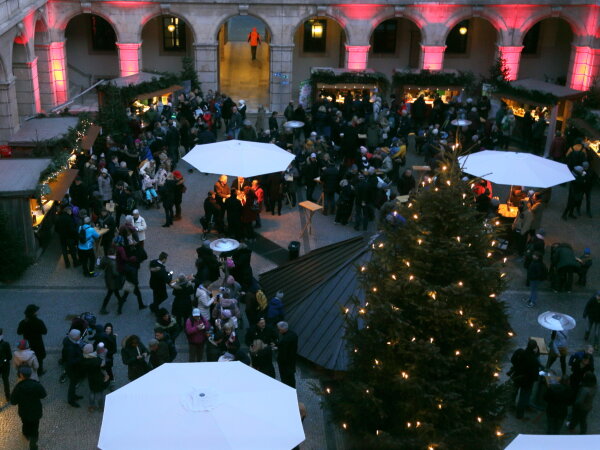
421;45;446;71
30;58;42;113
569;46;600;91
103;1;153;7
497;46;523;81
337;4;383;20
116;43;142;77
345;45;370;70
48;42;68;104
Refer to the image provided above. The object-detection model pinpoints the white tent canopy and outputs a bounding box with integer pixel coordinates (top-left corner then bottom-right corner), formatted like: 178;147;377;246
98;362;305;450
458;150;574;188
183;140;295;178
506;434;600;449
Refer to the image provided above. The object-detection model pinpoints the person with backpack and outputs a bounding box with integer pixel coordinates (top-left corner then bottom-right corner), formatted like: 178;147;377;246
510;339;543;419
77;217;100;278
525;252;548;308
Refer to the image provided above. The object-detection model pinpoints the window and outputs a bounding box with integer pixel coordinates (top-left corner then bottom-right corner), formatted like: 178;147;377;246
446;20;469;54
163;17;186;51
90;16;116;51
303;19;327;53
372;20;397;54
522;23;541;55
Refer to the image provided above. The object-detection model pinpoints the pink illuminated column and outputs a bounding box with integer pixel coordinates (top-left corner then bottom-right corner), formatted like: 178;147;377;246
345;45;370;70
116;43;142;77
48;41;68;105
13;58;42;116
568;46;600;91
420;45;446;71
497;46;523;81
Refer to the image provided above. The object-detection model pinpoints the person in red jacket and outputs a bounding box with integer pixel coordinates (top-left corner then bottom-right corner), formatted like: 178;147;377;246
247;27;261;60
184;309;211;362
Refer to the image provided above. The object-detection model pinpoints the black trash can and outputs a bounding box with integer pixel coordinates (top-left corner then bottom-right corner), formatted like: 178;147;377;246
288;241;301;260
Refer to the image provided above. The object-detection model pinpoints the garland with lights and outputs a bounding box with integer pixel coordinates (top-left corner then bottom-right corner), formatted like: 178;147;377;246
392;70;476;91
322;156;512;449
310;70;390;97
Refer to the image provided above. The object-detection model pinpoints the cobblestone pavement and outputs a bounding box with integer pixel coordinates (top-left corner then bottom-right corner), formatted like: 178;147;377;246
0;145;599;449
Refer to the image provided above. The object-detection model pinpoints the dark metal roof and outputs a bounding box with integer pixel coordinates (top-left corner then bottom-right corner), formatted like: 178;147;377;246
259;236;370;371
0;159;51;197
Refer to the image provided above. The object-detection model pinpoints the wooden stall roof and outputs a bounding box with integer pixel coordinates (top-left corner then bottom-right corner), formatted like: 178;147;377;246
497;79;587;107
0;159;51;197
8;117;79;147
81;124;100;150
104;72;162;88
259;236;369;371
47;168;79;201
136;85;183;101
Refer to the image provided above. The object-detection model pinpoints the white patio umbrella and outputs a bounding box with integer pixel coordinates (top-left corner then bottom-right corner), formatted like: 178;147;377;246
98;362;305;450
537;311;576;331
183;140;295;178
458;150;574;188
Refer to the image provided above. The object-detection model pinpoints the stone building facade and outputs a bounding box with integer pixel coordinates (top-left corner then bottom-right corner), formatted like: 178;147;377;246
0;0;599;142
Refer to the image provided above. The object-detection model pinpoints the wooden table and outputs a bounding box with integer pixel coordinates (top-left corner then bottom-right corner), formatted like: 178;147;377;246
498;203;518;219
299;201;323;238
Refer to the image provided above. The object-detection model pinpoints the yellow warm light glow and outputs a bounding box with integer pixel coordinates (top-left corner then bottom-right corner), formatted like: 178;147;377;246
459;26;468;35
311;22;323;38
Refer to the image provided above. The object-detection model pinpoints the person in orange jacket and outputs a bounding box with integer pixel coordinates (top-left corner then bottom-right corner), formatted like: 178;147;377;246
247;27;261;60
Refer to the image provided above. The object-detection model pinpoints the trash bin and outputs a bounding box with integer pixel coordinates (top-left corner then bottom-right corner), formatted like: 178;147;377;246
288;241;300;260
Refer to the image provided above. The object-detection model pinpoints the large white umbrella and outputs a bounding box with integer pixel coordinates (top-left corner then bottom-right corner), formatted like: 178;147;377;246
98;362;305;450
458;150;574;188
537;311;576;331
183;140;295;178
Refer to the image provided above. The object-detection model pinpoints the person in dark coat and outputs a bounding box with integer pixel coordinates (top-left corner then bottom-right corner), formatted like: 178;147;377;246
96;323;117;385
335;179;355;225
276;321;298;388
550;243;578;292
149;252;171;313
204;190;223;233
17;305;47;376
172;170;186;220
397;169;416;196
525;252;547;308
241;187;258;240
512;339;542;419
245;317;277;346
321;162;339;216
225;189;243;239
250;339;276;378
121;335;149;381
62;329;83;407
160;174;177;227
81;343;108;412
544;376;572;434
0;330;11;401
302;154;320;202
98;248;124;315
583;291;600;346
54;206;80;268
561;166;586;220
568;371;597;434
11;366;47;450
171;274;194;331
69;177;89;210
266;172;284;216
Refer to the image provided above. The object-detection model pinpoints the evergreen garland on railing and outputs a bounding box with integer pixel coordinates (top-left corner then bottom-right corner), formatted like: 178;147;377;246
310;70;390;96
392;70;476;90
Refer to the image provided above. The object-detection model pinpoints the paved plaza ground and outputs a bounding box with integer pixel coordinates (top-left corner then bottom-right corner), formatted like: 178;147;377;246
0;143;599;449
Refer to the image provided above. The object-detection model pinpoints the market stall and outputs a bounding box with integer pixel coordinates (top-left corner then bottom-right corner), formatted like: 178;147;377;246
392;69;475;107
309;68;389;108
494;79;586;157
0;159;51;258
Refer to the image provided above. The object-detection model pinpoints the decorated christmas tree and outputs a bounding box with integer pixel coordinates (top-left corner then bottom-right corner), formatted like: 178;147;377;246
324;159;512;449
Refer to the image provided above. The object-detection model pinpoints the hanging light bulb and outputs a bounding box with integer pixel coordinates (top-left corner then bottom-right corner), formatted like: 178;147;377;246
311;21;323;38
459;25;468;35
167;22;176;33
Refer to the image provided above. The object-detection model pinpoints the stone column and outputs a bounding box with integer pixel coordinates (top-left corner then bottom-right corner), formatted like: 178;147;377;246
47;41;68;105
0;77;20;142
567;45;600;91
35;43;57;110
270;44;294;114
419;45;446;71
497;46;524;81
116;42;142;77
13;58;42;119
194;43;218;93
345;45;371;70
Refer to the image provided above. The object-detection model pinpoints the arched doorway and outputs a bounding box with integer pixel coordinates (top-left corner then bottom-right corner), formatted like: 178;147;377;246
368;18;421;73
292;17;346;102
65;14;119;96
141;15;194;73
218;15;270;110
518;18;573;84
443;18;497;76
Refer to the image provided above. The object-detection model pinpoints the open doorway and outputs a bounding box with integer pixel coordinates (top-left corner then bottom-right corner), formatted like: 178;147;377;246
218;15;270;111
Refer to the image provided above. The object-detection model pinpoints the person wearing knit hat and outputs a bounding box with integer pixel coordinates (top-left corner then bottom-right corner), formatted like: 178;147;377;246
13;339;40;381
62;329;83;407
10;364;47;450
81;343;106;412
17;305;48;376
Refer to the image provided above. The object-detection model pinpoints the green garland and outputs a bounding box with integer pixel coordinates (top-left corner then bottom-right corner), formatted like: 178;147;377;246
392;70;476;90
493;83;559;106
310;70;390;96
